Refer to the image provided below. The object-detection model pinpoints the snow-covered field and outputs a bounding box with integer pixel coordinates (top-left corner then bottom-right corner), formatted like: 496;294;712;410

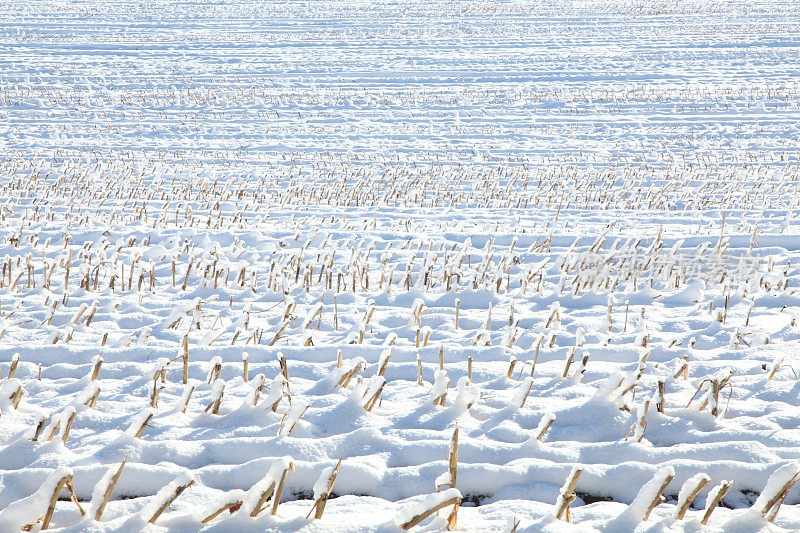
1;0;800;531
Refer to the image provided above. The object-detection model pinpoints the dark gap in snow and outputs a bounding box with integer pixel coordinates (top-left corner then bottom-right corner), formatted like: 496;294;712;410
61;494;151;502
287;491;368;502
718;499;736;510
461;494;491;507
723;489;759;509
575;492;613;505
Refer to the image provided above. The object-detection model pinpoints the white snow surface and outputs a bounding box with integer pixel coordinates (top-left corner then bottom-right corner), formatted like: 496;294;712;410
1;0;800;531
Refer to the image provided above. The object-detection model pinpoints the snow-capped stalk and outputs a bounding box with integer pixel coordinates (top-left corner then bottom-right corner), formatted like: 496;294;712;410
127;408;154;438
562;347;575;378
514;377;534;408
8;352;20;378
207;356;222;384
531;333;545;376
205;379;225;414
0;467;78;529
81;383;101;409
337;359;363;389
432;369;449;406
506;516;521;532
687;368;734;417
378;348;391;376
618;466;674;523
700;480;733;525
554;468;582;522
150;376;161;408
200;491;245;523
31;414;49;441
625;399;650;443
279;352;290;382
396;488;462;531
752;462;800;523
436;427;459;491
656;380;665;413
767;354;784;380
363;376;386;412
91;456;128;521
279;399;308;436
59;407;77;446
674;353;690;380
307;457;343;519
8;380;24;409
178;384;194;414
674;473;710;520
43;470;77;529
140;472;195;524
244;457;295;517
269;460;294;516
181;334;189;384
333;294;339;330
507;356;517;378
545;302;560;328
535;412;556;441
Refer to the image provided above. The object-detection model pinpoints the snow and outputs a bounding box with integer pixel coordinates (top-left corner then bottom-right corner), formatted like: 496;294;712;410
2;0;800;530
